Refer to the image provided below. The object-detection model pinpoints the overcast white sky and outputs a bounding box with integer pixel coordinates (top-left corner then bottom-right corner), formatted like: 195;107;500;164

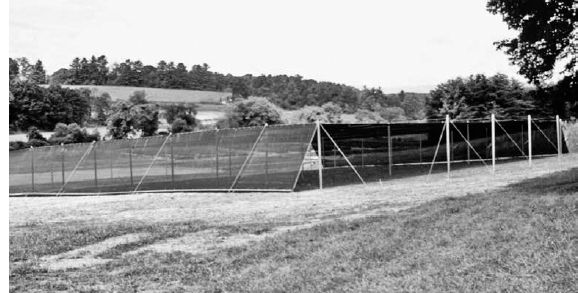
9;0;524;92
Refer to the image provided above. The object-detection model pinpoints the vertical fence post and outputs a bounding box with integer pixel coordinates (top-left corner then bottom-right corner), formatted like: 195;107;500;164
171;135;175;189
316;120;323;190
215;132;220;184
445;115;451;179
388;125;392;176
265;137;269;188
528;115;532;167
61;143;65;187
129;143;134;188
556;115;562;161
30;146;35;193
419;136;422;163
361;138;364;167
93;141;98;188
466;120;470;165
491;114;496;174
51;163;54;188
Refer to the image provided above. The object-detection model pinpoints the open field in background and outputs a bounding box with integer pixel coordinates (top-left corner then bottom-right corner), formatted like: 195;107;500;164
49;85;231;106
9;154;578;292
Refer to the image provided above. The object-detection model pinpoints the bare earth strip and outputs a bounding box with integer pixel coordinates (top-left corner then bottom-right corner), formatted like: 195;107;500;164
9;154;578;270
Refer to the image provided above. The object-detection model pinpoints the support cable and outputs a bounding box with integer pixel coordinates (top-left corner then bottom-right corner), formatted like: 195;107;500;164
56;141;96;196
132;134;172;193
531;120;558;151
450;121;491;171
229;125;268;191
494;119;528;158
320;124;366;185
426;122;446;181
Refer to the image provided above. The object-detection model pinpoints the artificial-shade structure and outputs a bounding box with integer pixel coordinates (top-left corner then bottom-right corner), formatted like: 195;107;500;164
9;117;566;195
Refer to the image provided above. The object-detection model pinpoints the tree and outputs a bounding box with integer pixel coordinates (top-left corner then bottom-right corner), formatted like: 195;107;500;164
131;104;159;137
219;97;284;128
427;74;536;119
487;0;577;84
9;58;19;81
27;126;46;141
106;101;135;139
29;60;46;84
128;90;148;105
49;123;99;144
379;107;406;122
90;92;113;124
163;103;198;124
401;93;427;120
355;109;385;123
171;118;194;133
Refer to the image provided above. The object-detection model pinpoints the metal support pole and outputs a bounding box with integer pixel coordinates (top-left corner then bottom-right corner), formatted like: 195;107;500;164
419;135;422;163
528;115;532;167
361;139;364;167
61;143;65;186
466;120;470;165
171;136;175;189
387;125;392;176
445;115;451;179
215;133;220;184
129;143;134;188
491;114;496;174
93;141;98;188
30;147;35;192
556;115;562;160
265;138;269;188
316;120;323;190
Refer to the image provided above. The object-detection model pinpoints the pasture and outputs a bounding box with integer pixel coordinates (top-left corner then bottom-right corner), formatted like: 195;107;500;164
9;153;578;292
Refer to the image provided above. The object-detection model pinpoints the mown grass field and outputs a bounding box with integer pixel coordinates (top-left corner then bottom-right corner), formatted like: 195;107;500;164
9;156;578;292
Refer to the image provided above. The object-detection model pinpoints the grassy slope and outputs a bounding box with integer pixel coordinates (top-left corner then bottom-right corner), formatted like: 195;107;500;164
10;168;578;292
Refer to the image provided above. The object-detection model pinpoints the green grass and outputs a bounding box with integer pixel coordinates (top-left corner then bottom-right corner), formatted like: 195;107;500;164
9;168;578;292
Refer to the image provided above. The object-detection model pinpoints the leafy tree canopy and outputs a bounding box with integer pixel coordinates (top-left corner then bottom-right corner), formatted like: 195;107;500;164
487;0;577;84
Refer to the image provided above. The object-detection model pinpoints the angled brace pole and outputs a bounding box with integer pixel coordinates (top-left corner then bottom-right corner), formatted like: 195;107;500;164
320;124;365;185
229;124;268;192
291;124;319;191
132;134;172;194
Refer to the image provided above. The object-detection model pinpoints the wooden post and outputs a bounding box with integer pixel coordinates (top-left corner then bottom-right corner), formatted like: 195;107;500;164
445;115;451;179
316;120;323;190
466;120;470;165
30;147;35;192
93;141;98;188
491;114;496;174
528;115;532;167
388;125;392;176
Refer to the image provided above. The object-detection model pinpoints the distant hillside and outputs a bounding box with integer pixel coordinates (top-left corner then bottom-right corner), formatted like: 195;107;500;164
47;85;232;105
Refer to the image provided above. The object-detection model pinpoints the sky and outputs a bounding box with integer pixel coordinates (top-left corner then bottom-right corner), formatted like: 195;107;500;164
9;0;525;92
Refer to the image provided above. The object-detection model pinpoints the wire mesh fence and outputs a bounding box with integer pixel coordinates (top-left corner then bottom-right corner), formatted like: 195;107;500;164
9;117;566;195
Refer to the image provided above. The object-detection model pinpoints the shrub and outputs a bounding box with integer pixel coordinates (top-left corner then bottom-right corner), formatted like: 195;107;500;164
171;118;194;134
219;97;284;128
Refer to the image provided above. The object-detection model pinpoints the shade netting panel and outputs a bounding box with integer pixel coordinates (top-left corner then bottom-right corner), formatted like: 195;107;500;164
233;124;316;190
319;119;564;169
9;124;317;195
